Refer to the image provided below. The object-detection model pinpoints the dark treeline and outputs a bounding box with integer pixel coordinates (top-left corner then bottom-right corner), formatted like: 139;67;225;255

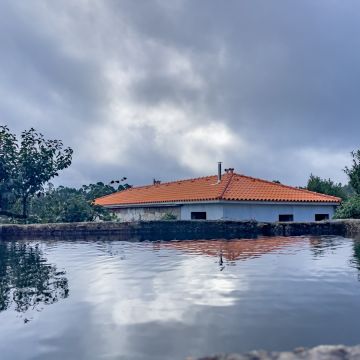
306;174;353;200
306;150;360;219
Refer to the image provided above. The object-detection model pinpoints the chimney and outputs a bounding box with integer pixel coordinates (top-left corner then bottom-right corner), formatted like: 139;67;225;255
218;162;222;182
153;179;161;185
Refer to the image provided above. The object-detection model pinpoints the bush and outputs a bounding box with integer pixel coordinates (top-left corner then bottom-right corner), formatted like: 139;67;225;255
334;196;360;219
161;213;177;220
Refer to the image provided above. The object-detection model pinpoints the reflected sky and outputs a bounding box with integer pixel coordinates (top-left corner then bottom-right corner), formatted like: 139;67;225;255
1;236;360;360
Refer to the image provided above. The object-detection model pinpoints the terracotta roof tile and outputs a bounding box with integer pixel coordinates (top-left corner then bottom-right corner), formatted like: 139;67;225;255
94;172;341;206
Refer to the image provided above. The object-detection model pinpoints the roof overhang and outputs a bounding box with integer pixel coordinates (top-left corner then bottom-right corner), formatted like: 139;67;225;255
102;199;340;209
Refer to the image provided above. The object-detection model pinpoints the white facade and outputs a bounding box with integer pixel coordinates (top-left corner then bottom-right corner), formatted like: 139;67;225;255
110;201;337;222
181;202;337;221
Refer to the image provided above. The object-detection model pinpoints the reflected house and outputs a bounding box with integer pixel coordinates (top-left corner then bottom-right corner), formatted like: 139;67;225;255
153;237;307;262
0;242;69;314
94;164;341;222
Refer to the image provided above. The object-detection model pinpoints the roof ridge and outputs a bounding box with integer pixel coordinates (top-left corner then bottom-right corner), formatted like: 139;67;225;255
146;174;217;187
106;175;217;194
232;173;342;201
218;172;234;199
96;174;219;201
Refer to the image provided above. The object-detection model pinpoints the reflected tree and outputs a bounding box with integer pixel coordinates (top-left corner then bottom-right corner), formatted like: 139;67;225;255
0;242;69;313
308;237;341;258
351;240;360;275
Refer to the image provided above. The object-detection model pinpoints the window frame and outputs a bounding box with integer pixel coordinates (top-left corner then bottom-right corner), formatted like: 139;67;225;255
278;214;294;222
191;211;207;220
315;214;330;221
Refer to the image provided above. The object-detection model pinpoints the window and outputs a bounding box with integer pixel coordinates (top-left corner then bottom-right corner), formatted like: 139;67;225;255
191;212;207;220
278;214;294;222
315;214;329;221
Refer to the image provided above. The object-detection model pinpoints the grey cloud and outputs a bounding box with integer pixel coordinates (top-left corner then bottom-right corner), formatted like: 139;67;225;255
1;0;360;187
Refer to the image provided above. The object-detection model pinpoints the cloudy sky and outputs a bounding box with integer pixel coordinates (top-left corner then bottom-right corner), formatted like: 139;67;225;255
1;0;359;187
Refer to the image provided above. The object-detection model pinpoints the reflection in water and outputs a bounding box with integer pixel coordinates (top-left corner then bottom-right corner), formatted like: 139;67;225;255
2;236;360;360
0;241;69;313
351;240;360;276
308;236;344;258
155;236;307;263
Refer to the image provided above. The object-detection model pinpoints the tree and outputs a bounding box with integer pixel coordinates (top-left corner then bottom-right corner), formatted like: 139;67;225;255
0;126;73;219
306;174;348;200
334;196;360;219
27;180;131;223
344;150;360;195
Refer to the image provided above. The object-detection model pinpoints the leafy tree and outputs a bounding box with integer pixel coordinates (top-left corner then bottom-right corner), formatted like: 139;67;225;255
29;185;94;223
306;174;348;200
334;196;360;219
25;180;131;223
81;180;131;201
0;126;73;219
345;150;360;195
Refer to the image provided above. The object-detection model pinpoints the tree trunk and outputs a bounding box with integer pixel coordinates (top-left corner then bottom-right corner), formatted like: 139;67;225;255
22;195;28;223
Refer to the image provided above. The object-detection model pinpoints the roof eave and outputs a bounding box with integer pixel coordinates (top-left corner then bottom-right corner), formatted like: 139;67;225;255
99;199;340;208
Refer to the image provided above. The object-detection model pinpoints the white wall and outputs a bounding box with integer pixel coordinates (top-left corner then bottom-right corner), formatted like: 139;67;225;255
110;202;337;222
181;202;337;222
180;203;224;220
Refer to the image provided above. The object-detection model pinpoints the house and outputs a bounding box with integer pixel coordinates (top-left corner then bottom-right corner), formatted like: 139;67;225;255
94;165;341;222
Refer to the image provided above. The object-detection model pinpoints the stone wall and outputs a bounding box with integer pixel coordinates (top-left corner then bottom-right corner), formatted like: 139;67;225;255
1;219;360;241
0;220;258;241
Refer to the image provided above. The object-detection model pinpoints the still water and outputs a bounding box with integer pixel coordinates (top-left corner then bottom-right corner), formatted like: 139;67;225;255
1;236;360;360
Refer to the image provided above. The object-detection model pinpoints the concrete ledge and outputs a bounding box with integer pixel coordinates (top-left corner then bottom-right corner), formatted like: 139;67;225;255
193;344;360;360
0;219;360;241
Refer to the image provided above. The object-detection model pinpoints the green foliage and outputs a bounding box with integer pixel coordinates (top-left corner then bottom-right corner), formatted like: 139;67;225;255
334;195;360;219
27;182;124;223
0;126;73;219
333;150;360;219
344;150;360;195
306;174;348;200
161;213;177;220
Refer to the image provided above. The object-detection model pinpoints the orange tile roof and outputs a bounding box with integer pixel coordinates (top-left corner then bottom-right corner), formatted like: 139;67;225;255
94;172;341;206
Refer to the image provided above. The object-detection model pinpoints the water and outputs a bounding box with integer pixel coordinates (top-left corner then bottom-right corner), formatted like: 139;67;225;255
1;236;360;360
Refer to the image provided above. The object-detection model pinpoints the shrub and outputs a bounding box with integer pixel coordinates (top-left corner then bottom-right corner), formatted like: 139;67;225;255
161;213;177;220
334;195;360;219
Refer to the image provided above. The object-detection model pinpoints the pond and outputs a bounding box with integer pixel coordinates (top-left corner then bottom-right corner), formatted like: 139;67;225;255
1;236;360;360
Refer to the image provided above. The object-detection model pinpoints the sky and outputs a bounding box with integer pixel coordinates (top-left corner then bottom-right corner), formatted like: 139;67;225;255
1;0;359;188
